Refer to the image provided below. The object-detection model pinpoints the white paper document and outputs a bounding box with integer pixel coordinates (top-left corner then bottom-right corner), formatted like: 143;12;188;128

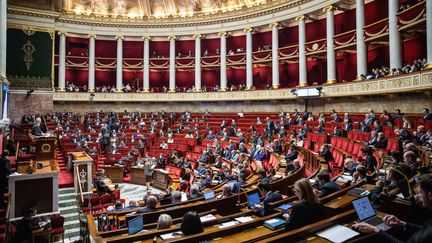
219;221;239;228
265;219;280;224
316;225;359;243
160;231;183;240
200;214;217;223
235;216;254;223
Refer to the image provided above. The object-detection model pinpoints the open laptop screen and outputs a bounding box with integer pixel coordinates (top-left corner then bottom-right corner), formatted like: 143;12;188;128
247;192;261;207
128;215;144;235
204;190;215;200
352;196;376;221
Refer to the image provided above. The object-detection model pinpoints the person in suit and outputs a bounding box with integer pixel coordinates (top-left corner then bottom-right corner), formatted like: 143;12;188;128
0;150;10;206
232;172;247;194
361;146;377;173
144;159;156;190
285;178;324;231
374;132;388;149
181;211;204;236
315;171;340;197
265;117;275;137
31;117;44;136
423;108;432;121
284;144;298;163
136;195;158;214
254;181;283;215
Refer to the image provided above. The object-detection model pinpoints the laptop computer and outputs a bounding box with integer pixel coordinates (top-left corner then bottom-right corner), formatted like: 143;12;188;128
247;192;261;208
352;197;390;231
203;190;215;200
128;215;144;235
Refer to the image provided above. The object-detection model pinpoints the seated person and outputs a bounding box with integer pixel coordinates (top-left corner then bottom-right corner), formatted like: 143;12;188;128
188;185;201;199
374;132;388;149
159;141;169;149
285;159;301;176
284;144;298;163
170;190;182;204
157;214;173;230
136;195;158;213
319;144;334;165
181;211;204;236
31;118;44;136
315;171;340;197
217;184;233;199
253;181;283;215
232;172;248;194
284;178;324;231
361;146;377;173
206;131;216;140
353;174;432;242
351;164;367;184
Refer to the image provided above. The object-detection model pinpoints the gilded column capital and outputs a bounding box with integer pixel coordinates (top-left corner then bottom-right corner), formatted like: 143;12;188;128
193;34;203;39
218;31;229;37
323;5;337;13
243;27;254;33
87;33;97;39
142;36;151;40
58;31;68;36
269;22;280;29
168;36;177;41
295;15;306;22
115;35;124;40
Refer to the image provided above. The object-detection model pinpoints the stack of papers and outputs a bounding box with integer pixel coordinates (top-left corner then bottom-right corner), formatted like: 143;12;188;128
219;221;239;228
160;231;183;240
337;175;353;183
316;225;359;243
235;216;254;223
200;214;217;223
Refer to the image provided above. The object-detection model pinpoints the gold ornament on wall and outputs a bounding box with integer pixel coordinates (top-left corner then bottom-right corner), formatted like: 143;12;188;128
22;40;36;71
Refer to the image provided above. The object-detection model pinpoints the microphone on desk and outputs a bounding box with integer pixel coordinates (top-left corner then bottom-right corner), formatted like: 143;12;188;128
383;166;415;202
237;187;247;207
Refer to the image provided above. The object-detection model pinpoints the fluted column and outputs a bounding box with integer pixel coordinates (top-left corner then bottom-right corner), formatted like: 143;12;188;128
194;34;202;91
356;0;367;79
168;36;176;92
0;0;6;79
219;32;228;91
270;23;280;89
324;6;337;84
389;0;402;71
116;35;124;92
244;27;254;89
142;36;150;92
296;15;308;87
426;0;432;68
58;32;67;91
88;34;96;92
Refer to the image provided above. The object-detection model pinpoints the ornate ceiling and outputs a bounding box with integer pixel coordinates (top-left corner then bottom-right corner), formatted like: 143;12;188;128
64;0;269;19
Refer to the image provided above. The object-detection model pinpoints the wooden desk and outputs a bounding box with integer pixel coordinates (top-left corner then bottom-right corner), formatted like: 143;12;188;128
130;167;146;185
153;169;171;190
33;160;60;174
103;166;124;183
324;184;375;209
32;228;51;243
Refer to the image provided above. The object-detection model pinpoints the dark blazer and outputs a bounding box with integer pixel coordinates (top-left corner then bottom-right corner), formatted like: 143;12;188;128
374;138;388;149
263;191;283;214
285;150;298;162
319;181;341;197
31;124;43;136
232;180;246;194
285;201;324;231
136;206;155;214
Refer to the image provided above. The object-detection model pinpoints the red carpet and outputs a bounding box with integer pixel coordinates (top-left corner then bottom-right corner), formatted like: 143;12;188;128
58;171;74;188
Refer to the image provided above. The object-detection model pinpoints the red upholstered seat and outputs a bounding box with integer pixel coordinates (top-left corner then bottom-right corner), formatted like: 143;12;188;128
50;215;65;242
101;193;114;208
90;195;104;214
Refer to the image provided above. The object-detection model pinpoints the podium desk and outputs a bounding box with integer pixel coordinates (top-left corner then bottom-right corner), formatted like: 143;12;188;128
104;166;124;183
130;167;146;185
34;136;57;161
153;169;172;191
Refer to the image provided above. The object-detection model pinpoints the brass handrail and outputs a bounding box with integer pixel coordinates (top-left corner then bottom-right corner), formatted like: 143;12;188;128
76;165;84;203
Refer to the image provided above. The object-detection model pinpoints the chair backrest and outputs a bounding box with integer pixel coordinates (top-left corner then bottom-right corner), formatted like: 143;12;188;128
51;216;65;228
90;195;101;205
100;194;111;204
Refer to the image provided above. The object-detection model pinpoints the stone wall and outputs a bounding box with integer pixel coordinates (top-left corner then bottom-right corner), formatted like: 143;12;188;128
9;91;54;123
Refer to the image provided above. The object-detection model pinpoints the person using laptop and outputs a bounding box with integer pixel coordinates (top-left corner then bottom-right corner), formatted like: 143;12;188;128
284;178;324;231
353;174;432;242
253;181;283;215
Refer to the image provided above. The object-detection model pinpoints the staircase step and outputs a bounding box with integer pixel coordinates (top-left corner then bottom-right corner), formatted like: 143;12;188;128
63;212;80;222
59;199;77;208
60;205;79;215
64;220;80;229
59;187;75;194
59;193;77;201
64;226;80;239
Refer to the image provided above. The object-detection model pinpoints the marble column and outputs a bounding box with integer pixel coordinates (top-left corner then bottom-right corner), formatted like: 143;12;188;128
356;0;367;79
219;32;228;91
324;5;337;84
168;36;176;92
88;34;96;92
58;32;67;91
296;15;308;87
426;0;432;68
0;0;6;79
245;27;254;89
270;23;280;89
388;0;402;71
194;34;202;91
142;36;150;92
116;35;124;92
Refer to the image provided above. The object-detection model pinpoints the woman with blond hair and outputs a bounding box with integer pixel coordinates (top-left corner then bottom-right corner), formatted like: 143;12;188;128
284;178;324;231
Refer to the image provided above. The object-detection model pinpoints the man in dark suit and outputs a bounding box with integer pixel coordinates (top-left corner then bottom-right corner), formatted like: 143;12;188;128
265;117;274;137
0;151;10;206
31;117;43;136
136;195;158;213
232;173;247;194
423;108;432;121
374;132;388;149
316;172;340;197
255;181;283;215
